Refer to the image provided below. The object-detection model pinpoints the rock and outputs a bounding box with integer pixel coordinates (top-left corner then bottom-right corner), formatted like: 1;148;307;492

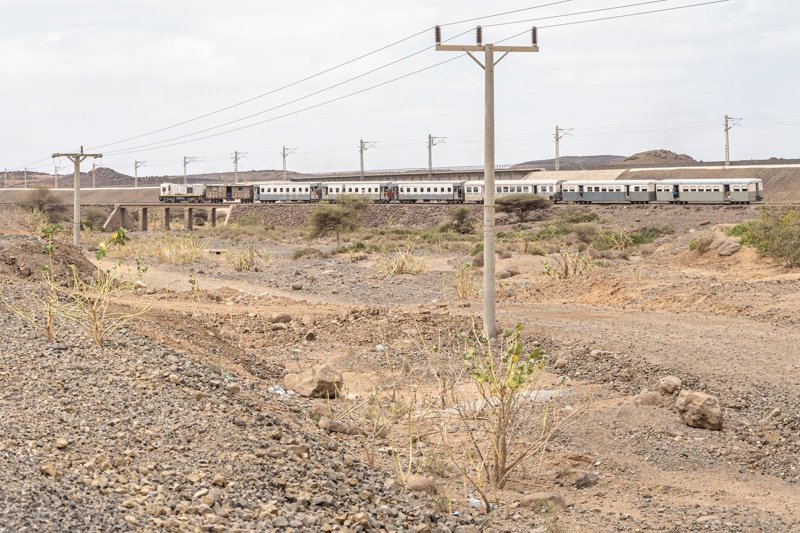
283;364;343;398
520;492;567;511
133;280;147;293
301;315;316;327
659;376;682;395
251;339;266;349
304;330;316;342
497;270;516;280
318;416;349;434
192;390;204;401
39;463;57;477
615;405;635;419
271;323;288;331
272;516;289;527
309;402;329;420
718;242;742;257
225;383;241;395
208;291;223;302
633;390;662;407
56;438;69;449
574;473;599;489
291;282;303;291
507;266;521;276
271;312;291;324
676;390;723;430
212;474;226;487
415;525;432;533
407;476;436;493
124;515;140;526
555;358;569;369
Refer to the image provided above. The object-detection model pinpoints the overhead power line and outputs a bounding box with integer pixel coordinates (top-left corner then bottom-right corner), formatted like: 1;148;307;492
88;0;572;152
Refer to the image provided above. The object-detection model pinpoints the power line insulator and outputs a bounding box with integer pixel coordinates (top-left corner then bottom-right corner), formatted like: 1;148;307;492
435;25;441;45
476;26;482;45
532;26;538;46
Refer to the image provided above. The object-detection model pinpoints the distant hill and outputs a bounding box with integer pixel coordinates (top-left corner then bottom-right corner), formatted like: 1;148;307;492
619;150;697;166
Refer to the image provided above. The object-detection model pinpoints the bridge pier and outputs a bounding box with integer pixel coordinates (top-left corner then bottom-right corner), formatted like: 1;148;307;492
141;208;148;232
210;208;217;227
185;208;193;231
119;207;132;231
164;208;171;230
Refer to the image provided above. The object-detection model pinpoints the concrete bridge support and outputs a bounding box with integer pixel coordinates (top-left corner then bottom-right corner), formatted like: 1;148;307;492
164;208;171;230
140;208;148;232
210;208;217;227
185;208;193;231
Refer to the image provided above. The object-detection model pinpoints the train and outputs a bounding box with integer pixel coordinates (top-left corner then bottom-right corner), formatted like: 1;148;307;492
159;177;763;205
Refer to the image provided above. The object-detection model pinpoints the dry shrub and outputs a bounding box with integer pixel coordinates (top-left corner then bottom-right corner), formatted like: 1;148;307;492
109;232;205;265
375;245;427;277
542;248;592;279
228;244;269;272
689;235;714;254
446;263;481;300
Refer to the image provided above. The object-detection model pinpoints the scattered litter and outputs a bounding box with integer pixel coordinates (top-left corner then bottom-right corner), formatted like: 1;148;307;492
376;345;386;352
469;498;493;511
451;511;462;517
269;385;286;395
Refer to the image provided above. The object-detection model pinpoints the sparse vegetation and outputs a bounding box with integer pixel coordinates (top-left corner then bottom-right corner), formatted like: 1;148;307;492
309;198;366;246
440;207;476;234
496;194;551;223
292;247;325;260
228;244;268;272
727;207;800;267
109;232;205;265
22;187;69;223
82;207;107;231
374;244;427;277
689;235;715;254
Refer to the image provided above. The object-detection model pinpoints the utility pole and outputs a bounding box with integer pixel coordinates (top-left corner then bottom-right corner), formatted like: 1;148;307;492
428;134;446;179
92;161;96;188
54;160;60;189
359;139;377;181
134;160;146;188
282;146;297;181
183;156;199;185
554;125;572;171
436;25;539;340
24;168;27;188
231;151;247;184
52;147;102;247
724;114;742;168
4;169;6;189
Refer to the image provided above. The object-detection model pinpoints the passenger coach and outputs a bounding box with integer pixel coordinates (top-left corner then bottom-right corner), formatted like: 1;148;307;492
255;182;319;202
655;178;763;204
392;181;464;203
320;182;392;203
561;180;656;204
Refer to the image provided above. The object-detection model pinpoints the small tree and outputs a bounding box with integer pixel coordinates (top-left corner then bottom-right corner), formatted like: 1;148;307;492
82;207;107;231
309;203;361;246
447;207;476;234
22;187;69;223
496;194;551;224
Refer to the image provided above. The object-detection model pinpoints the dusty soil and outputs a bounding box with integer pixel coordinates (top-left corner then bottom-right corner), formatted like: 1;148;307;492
2;204;800;532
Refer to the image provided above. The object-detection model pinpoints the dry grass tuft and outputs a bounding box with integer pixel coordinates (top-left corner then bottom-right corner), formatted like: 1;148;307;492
374;245;427;277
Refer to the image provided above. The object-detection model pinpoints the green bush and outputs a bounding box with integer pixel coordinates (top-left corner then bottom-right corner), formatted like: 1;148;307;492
689;236;714;254
748;206;800;267
726;221;757;247
470;242;484;256
559;208;599;224
292;247;325;260
82;207;107;231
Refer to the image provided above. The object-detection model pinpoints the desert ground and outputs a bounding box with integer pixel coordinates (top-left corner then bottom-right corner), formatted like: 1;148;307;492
1;200;799;533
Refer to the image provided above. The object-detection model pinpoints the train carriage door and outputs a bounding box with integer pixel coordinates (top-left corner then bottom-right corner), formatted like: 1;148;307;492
578;185;584;197
625;185;630;199
724;184;731;199
672;184;679;200
454;184;463;202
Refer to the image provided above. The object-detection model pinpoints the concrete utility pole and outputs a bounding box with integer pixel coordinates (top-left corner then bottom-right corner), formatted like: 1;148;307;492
231;151;247;184
92;161;96;189
52;147;103;247
724;114;742;168
428;135;446;179
54;160;60;189
359;139;377;181
134;160;146;188
4;169;6;189
436;25;539;340
282;146;297;181
183;156;199;185
24;168;27;189
554;125;572;171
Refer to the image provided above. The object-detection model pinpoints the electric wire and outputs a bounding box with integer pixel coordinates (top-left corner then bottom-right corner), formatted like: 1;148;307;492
88;0;573;152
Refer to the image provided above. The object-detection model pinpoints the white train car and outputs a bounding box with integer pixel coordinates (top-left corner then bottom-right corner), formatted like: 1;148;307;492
392;181;465;203
320;182;392;203
463;180;560;203
561;180;656;204
159;183;206;203
255;182;319;202
654;178;763;204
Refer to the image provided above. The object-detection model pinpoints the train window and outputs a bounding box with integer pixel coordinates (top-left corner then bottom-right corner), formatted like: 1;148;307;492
447;187;452;192
689;187;696;191
427;187;431;192
633;186;640;192
733;186;740;192
433;187;438;192
713;187;720;192
682;186;689;192
705;186;712;192
413;188;418;192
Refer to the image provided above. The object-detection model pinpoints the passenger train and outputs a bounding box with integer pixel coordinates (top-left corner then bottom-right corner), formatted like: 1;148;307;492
159;178;763;205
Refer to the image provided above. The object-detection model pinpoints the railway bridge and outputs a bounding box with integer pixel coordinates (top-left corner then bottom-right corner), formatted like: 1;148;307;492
103;203;229;232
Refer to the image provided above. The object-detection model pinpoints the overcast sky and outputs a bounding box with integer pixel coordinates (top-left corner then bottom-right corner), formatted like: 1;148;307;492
1;0;797;178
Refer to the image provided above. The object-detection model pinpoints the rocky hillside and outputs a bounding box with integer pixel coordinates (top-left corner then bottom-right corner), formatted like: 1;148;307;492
619;149;697;166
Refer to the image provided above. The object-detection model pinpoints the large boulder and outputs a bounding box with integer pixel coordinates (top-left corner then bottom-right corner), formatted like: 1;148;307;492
676;390;723;430
283;364;343;398
718;242;742;257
